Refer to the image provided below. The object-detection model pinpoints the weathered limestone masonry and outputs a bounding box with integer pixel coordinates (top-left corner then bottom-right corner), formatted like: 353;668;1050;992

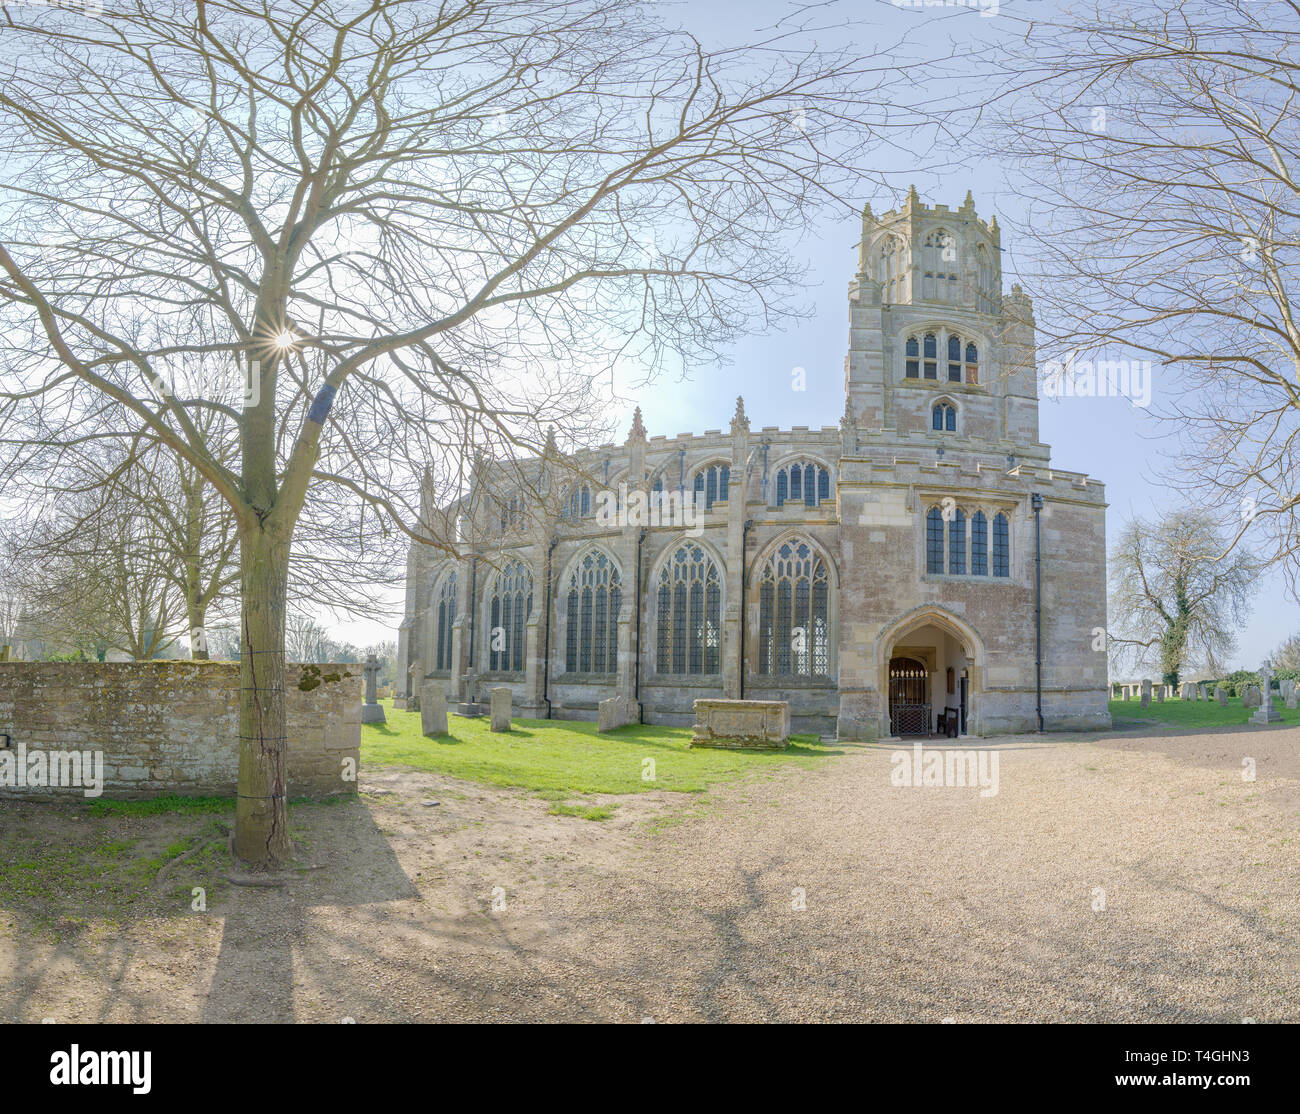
398;190;1111;741
691;699;791;750
0;662;360;800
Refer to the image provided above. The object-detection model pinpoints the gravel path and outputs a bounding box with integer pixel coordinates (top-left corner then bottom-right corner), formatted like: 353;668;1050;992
5;725;1298;1022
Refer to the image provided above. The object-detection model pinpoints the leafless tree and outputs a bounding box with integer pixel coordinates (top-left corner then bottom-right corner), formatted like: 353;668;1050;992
977;0;1300;586
1108;510;1260;685
0;0;915;864
1271;632;1300;672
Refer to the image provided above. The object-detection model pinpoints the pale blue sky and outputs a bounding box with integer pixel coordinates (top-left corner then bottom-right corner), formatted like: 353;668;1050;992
338;0;1298;666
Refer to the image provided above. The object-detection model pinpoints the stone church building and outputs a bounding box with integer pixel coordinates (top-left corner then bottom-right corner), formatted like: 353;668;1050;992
397;190;1111;739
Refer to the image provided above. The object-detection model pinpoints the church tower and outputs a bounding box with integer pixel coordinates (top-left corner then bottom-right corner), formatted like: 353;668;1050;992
844;188;1042;457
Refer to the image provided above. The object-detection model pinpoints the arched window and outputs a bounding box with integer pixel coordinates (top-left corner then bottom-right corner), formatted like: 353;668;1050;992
923;230;960;302
905;335;920;378
947;334;962;382
923;333;937;379
565;484;592;520
877;235;905;303
692;463;731;510
965;342;979;384
926;508;944;573
971;511;988;576
655;544;722;675
774;461;831;508
932;403;956;432
949;509;966;575
993;513;1010;577
976;244;996;314
757;539;831;678
434;571;457;672
487;559;532;672
564;550;621;673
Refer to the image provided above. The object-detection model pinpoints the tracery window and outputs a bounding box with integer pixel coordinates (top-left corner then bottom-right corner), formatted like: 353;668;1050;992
774;461;832;508
902;330;980;385
564;550;621;673
487;559;532;672
932;403;956;432
925;505;1012;578
756;539;831;678
655;544;722;675
434;571;457;671
692;463;731;510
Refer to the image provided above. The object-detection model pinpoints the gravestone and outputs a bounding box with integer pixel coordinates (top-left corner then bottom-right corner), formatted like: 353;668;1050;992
1214;685;1228;707
1287;682;1299;711
1251;661;1281;725
1141;679;1151;708
361;653;386;724
1281;679;1295;706
1197;683;1207;701
420;681;448;737
1155;684;1164;703
1181;683;1194;701
1242;685;1261;709
489;686;512;732
598;695;641;733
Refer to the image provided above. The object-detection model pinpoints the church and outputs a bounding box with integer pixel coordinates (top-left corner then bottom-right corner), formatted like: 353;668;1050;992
397;190;1111;739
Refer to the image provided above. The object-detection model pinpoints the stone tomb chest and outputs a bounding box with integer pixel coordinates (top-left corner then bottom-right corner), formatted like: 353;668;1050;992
691;698;791;750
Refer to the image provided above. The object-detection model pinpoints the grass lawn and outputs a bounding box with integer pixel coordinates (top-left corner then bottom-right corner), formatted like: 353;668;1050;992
361;700;841;818
1109;695;1300;728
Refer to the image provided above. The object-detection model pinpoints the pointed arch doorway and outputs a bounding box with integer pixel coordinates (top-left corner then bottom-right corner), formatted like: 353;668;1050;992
878;608;985;740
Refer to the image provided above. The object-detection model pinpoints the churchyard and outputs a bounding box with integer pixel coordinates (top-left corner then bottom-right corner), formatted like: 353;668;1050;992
2;698;1298;1023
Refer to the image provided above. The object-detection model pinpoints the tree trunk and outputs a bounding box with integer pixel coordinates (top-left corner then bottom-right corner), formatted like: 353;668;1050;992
187;594;210;660
233;521;293;866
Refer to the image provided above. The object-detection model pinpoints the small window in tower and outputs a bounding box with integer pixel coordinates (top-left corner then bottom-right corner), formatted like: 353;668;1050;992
947;334;962;382
966;342;979;384
923;333;937;380
905;335;919;378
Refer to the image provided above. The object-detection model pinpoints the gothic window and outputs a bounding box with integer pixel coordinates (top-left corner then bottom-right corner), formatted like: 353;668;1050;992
923;333;937;379
971;511;988;576
927;506;1009;578
774;461;831;508
932;403;956;432
905;335;920;378
757;539;831;678
948;334;962;382
565;484;592;520
498;494;523;533
692;463;731;510
949;509;966;575
434;571;457;671
976;244;996;314
877;235;905;303
993;513;1010;577
923;230;960;303
965;342;979;384
564;550;621;673
655;544;722;675
488;559;532;672
926;508;944;574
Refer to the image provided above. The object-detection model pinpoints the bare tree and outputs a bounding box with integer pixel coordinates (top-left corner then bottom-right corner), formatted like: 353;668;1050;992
0;0;910;864
1108;510;1260;685
976;0;1300;586
1272;633;1300;672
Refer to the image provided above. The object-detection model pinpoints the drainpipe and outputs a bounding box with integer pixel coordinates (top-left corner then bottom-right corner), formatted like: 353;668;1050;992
634;527;646;723
739;518;753;699
1031;492;1044;732
542;536;558;718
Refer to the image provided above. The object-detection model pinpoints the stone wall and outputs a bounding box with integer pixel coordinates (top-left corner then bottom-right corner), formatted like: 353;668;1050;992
0;662;360;800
